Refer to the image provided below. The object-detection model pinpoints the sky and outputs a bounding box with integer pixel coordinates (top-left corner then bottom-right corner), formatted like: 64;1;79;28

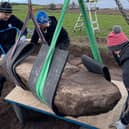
1;0;129;9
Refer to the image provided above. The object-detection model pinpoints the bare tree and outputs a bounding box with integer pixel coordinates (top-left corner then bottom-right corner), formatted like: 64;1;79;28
71;1;76;9
49;3;56;10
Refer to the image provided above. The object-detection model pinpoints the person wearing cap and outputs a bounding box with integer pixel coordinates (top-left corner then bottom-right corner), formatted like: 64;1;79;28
107;25;129;129
31;10;70;50
0;2;27;96
0;2;27;55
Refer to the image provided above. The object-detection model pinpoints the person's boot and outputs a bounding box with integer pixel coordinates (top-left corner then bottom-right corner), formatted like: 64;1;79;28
0;75;6;96
114;120;126;129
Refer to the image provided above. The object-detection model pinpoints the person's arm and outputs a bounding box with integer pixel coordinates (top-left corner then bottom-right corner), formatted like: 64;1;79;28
55;24;70;50
30;29;39;44
11;15;27;37
49;16;70;49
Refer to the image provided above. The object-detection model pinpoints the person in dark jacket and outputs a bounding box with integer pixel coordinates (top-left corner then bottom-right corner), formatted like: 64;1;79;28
31;10;70;50
0;2;27;55
0;2;27;96
107;25;129;129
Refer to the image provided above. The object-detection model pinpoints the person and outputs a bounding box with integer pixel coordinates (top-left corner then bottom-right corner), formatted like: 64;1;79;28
0;2;27;55
30;10;70;50
107;25;129;129
0;2;27;95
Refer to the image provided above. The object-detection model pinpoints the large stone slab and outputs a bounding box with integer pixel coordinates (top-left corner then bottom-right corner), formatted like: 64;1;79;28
16;56;121;116
5;80;127;129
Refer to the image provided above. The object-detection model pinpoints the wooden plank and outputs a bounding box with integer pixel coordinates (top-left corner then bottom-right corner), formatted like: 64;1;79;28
5;80;128;129
111;80;128;120
5;86;51;112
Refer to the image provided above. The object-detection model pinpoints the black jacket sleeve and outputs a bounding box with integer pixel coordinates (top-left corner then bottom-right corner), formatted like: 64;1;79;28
10;15;27;36
30;29;39;44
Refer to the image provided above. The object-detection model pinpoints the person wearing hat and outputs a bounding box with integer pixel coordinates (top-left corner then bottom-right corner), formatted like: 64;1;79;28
107;25;129;129
30;10;70;50
0;2;27;55
0;2;27;96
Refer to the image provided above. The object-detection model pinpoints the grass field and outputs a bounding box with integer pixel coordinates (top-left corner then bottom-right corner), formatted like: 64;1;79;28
12;4;129;40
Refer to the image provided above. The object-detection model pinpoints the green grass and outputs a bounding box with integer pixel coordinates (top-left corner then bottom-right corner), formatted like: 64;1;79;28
12;4;129;39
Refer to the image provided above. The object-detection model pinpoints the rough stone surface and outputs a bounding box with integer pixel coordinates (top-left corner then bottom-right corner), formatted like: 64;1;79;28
16;56;121;116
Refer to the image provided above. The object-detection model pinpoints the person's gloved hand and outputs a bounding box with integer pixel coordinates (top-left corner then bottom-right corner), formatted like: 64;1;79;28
1;54;5;59
20;35;26;42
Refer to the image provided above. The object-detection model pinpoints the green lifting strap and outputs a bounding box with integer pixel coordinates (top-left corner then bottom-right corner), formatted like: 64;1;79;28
78;0;102;63
36;0;70;102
